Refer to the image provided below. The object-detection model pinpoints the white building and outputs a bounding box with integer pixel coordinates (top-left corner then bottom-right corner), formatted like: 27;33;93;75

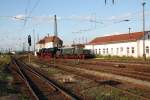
85;31;150;57
36;35;63;51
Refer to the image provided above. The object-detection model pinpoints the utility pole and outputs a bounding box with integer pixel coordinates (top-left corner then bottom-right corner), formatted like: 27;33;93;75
142;2;146;60
53;15;58;48
53;15;58;66
78;38;80;44
37;33;39;42
85;37;88;44
54;15;58;37
128;27;132;40
128;27;131;34
82;36;84;44
73;40;75;45
33;29;36;56
22;42;25;52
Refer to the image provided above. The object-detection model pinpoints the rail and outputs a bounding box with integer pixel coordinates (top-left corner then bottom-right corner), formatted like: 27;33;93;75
11;57;79;100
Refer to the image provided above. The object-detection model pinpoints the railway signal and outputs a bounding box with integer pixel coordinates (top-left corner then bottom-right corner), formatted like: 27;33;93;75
28;35;31;63
28;35;32;46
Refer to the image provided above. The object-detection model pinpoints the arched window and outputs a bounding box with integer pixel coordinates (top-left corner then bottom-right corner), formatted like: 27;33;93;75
146;46;149;54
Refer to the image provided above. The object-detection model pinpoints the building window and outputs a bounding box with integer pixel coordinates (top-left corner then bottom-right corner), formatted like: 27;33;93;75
103;49;105;54
95;49;97;54
120;47;123;52
148;35;150;39
146;46;149;54
106;48;108;54
99;49;101;54
132;47;134;54
116;48;119;54
111;48;113;53
127;47;129;54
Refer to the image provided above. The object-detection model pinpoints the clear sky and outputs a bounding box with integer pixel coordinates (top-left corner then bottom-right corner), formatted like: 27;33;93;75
0;0;150;51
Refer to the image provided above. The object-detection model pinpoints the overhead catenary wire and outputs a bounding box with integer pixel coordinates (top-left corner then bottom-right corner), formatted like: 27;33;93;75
24;0;30;26
24;0;41;26
28;0;41;18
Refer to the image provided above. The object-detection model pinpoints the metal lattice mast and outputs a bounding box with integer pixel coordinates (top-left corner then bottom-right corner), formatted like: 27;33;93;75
142;2;146;60
54;15;58;37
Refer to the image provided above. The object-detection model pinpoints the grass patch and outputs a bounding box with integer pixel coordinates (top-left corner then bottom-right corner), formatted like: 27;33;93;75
95;54;149;62
47;68;62;75
83;85;140;100
127;88;150;99
0;55;29;99
0;55;17;96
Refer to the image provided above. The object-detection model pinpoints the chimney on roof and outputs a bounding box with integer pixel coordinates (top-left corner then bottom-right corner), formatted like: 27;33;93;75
54;15;58;37
48;33;49;37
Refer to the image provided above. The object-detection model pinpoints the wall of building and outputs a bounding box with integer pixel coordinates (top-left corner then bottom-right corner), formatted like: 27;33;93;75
36;42;53;51
36;44;45;52
45;42;53;48
36;41;62;51
85;31;150;58
85;42;138;57
137;31;150;57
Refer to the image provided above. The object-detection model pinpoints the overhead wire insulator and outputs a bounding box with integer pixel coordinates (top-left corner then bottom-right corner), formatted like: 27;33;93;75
105;0;115;5
105;0;107;5
112;0;115;4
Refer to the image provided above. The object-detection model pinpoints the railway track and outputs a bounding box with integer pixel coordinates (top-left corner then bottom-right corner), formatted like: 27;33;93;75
58;59;150;69
87;59;150;65
33;59;150;100
55;59;150;82
10;58;79;100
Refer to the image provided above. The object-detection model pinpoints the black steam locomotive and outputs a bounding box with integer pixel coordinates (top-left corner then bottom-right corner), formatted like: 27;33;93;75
37;47;93;59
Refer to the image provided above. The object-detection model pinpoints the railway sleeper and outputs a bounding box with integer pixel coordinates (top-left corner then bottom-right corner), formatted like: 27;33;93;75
24;72;57;92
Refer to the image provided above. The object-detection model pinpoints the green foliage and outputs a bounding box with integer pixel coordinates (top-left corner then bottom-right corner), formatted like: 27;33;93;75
18;94;29;100
47;68;61;75
0;55;19;96
83;86;140;100
94;54;148;61
0;82;18;96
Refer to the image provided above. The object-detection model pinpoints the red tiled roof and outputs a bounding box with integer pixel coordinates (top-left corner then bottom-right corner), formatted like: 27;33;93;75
37;36;62;44
89;32;144;45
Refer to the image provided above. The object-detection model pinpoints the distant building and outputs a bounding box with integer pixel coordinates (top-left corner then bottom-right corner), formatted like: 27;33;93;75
72;44;85;48
85;31;150;57
36;35;63;51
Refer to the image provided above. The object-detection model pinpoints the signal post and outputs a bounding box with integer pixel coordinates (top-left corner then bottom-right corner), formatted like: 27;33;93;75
28;35;31;63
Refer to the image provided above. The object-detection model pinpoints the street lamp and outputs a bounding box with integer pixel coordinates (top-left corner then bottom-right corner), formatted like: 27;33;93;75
114;19;130;23
128;27;132;39
128;27;131;34
142;2;146;60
